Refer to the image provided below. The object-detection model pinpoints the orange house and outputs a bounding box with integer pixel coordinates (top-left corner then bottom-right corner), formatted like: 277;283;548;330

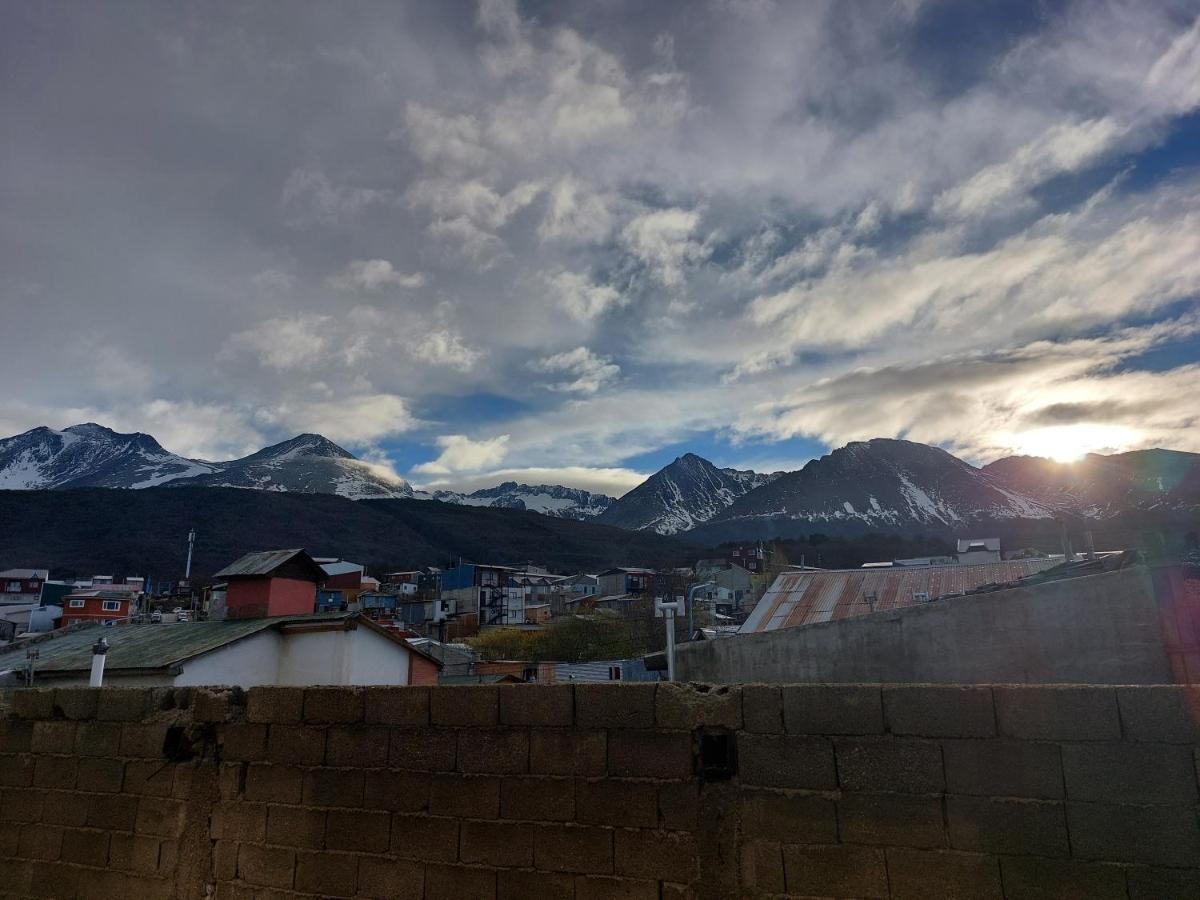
62;590;131;625
214;549;325;620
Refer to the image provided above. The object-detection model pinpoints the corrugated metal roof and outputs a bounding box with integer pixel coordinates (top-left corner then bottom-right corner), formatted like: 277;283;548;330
741;558;1063;633
0;569;49;580
0;612;355;675
214;549;317;579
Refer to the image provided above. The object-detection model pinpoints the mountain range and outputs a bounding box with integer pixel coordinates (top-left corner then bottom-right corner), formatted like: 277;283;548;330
1;423;1197;540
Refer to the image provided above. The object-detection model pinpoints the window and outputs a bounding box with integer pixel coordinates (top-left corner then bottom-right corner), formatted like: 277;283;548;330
101;600;121;612
5;582;19;592
69;598;85;608
608;666;622;681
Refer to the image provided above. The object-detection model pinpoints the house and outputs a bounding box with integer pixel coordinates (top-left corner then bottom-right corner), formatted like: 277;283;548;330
440;563;525;627
712;565;753;606
957;538;1002;565
214;549;326;620
315;558;367;609
597;568;655;598
0;611;442;688
0;569;48;606
525;603;551;624
554;574;599;596
62;590;133;626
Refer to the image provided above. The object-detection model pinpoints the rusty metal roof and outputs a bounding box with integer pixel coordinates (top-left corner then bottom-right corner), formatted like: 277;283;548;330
214;549;322;579
740;558;1062;633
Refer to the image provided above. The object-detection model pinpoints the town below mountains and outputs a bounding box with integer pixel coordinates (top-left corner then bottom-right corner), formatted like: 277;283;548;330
1;423;1197;551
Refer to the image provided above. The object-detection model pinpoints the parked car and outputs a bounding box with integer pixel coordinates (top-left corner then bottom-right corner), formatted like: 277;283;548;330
177;612;190;623
150;610;163;624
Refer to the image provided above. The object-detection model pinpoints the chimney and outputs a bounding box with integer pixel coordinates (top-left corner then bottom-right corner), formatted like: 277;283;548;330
90;637;109;688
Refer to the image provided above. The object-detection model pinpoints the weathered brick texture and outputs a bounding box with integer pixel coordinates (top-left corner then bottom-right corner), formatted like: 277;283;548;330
1;681;1198;899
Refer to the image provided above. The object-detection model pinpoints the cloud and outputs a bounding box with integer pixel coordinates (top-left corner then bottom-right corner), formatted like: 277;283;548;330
327;259;426;292
530;346;620;394
256;393;420;446
411;329;482;371
538;176;615;244
223;314;331;371
281;168;390;227
548;270;628;322
416;465;648;498
620;207;710;288
412;433;511;475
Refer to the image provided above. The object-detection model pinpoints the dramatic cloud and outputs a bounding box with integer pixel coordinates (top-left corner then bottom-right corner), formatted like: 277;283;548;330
327;259;426;292
530;347;620;394
412;434;511;476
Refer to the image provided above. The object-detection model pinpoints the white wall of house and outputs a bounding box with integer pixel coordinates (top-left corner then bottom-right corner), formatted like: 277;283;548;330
175;631;284;686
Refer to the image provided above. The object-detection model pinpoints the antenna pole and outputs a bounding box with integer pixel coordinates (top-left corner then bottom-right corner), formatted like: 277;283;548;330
185;527;196;581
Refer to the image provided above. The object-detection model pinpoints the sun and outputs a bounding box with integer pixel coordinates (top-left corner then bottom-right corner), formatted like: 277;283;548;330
1012;424;1140;463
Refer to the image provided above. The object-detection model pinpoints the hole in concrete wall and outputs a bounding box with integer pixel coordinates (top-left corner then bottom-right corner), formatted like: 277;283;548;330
696;729;736;781
162;725;195;762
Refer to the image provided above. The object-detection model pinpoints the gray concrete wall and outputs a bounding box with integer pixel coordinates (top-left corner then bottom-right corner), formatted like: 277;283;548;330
677;567;1178;684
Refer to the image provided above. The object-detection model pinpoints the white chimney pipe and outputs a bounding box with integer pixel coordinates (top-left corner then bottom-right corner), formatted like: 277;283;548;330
89;637;109;688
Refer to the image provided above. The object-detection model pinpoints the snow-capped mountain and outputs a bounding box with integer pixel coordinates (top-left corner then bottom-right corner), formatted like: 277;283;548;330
423;481;614;520
712;439;1053;531
596;453;779;534
983;449;1200;517
0;424;218;489
172;434;415;500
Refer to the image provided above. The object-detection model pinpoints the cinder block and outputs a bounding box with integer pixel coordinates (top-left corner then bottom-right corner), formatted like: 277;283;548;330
0;719;34;754
609;730;693;780
1116;686;1200;743
11;689;55;720
995;686;1120;741
1000;857;1126;900
325;725;390;768
53;687;98;720
0;754;33;788
60;827;109;866
75;756;124;793
838;792;945;848
1067;801;1200;867
303;767;365;807
530;729;606;776
390;727;458;772
576;778;657;828
211;801;267;842
73;721;120;757
192;688;243;723
326;808;390;853
33;754;76;789
245;687;304;724
364;686;431;726
267;724;326;766
740;789;836;842
742;685;783;733
457;729;530;775
460;819;532;867
431;685;499;727
737;733;837;790
237;843;295;889
614;828;696;883
946;796;1068;857
0;858;31;897
265;804;324;848
533;823;614;874
1061;742;1198;804
244;764;303;804
783;684;884;735
835;737;944;793
303;687;365;724
133;797;186;837
18;823;63;860
884;685;995;738
782;843;888;899
0;787;44;824
575;875;659;900
885;848;1002;900
107;832;161;873
656;683;742;730
501;776;575;822
31;721;75;754
431;774;500;819
391;813;460;862
424;863;497;900
1126;865;1200;900
211;839;238;881
119;723;171;758
575;683;656;729
122;760;173;797
41;790;87;827
658;781;699;831
498;684;573;727
364;769;432;813
358;856;424;900
85;793;138;831
39;861;81;898
740;840;785;893
219;723;268;762
95;688;152;722
294;848;357;897
942;738;1063;799
498;869;575;900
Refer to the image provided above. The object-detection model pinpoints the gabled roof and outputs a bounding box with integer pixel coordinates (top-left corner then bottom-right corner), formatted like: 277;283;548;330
0;569;49;580
957;537;1001;553
214;549;326;581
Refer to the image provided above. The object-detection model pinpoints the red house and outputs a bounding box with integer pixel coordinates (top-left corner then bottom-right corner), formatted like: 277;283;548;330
62;590;132;625
214;549;325;620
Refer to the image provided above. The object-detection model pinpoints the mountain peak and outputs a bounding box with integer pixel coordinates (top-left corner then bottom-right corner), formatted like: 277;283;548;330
259;433;355;460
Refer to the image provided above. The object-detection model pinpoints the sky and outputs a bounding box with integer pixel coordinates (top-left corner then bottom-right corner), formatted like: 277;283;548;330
2;0;1199;497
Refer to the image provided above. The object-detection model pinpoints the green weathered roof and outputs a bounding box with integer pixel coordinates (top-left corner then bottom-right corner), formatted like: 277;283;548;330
0;613;353;676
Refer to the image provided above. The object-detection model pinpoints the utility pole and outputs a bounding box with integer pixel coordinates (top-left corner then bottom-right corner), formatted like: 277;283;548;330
185;527;196;582
655;596;682;681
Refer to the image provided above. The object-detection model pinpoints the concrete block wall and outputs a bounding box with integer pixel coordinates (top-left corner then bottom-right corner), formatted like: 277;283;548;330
2;682;1200;898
